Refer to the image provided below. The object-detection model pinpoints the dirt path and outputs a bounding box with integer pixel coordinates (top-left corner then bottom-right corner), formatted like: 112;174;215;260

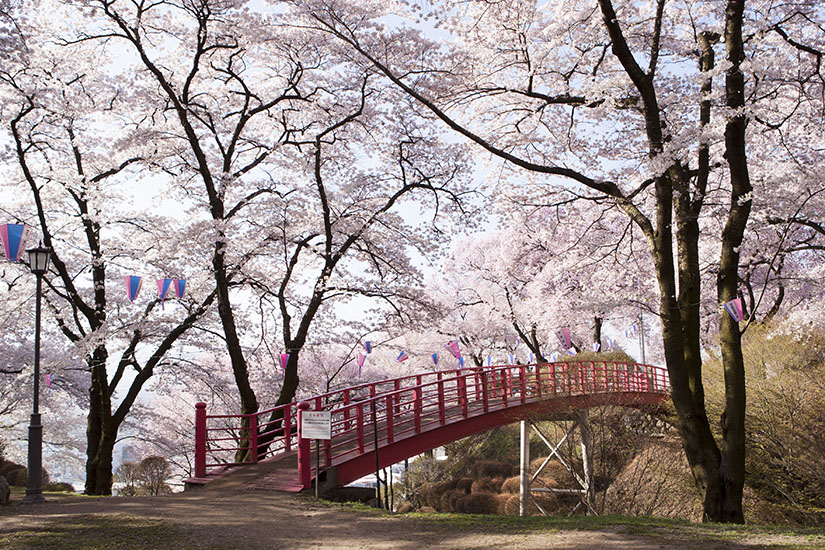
0;483;819;549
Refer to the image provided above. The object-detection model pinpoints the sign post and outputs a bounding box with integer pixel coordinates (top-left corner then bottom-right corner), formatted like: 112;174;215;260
300;410;331;498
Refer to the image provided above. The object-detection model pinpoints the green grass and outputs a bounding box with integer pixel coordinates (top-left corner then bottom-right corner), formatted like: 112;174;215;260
325;500;825;548
0;514;226;550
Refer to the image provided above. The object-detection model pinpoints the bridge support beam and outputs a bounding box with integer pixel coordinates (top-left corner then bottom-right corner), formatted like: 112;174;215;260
519;415;596;517
519;420;530;517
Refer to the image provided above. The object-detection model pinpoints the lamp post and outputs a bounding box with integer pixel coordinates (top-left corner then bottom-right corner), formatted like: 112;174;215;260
22;244;51;505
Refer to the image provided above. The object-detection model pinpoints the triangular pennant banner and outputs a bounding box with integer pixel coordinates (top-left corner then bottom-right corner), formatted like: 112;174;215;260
174;279;186;298
357;351;367;377
280;352;289;379
364;341;372;354
396;350;409;362
157;279;173;309
458;356;464;370
431;353;438;366
1;223;30;262
125;275;143;302
445;340;461;359
723;298;744;323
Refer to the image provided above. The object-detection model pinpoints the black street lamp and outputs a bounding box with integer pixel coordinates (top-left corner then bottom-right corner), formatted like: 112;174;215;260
22;244;51;505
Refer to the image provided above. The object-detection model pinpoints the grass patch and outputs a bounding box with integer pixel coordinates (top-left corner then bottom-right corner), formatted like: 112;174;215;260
326;502;825;548
0;514;225;550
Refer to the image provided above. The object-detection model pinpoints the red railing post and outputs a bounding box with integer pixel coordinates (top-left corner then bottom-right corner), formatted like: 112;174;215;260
385;395;394;444
249;414;258;463
519;365;527;403
414;385;422;433
535;363;543;399
194;402;207;478
283;405;292;452
474;368;481;401
437;372;446;426
297;401;311;490
356;403;365;453
394;379;401;415
481;371;489;413
501;368;508;407
343;389;351;430
459;376;468;418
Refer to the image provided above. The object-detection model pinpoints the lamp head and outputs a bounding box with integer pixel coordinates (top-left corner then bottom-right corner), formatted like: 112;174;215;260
26;244;52;276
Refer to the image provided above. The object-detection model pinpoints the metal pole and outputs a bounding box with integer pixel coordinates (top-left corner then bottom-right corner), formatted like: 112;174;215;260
519;420;530;517
23;273;45;504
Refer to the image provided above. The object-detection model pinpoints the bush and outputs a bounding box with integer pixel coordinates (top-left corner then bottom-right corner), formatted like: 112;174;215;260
0;459;49;488
454;477;473;494
44;482;75;492
471;460;511;479
500;476;520;494
470;477;498;494
439;489;465;512
455;492;498;514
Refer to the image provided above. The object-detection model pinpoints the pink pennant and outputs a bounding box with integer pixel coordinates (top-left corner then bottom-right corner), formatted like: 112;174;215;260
0;223;30;262
723;298;744;322
157;279;173;310
445;341;461;359
280;352;289;379
357;351;367;377
125;275;143;302
174;279;186;298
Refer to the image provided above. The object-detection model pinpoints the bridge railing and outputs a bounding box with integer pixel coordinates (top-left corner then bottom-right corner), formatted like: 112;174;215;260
193;361;669;479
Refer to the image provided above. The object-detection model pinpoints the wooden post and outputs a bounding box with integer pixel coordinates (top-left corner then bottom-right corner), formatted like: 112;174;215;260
194;402;207;478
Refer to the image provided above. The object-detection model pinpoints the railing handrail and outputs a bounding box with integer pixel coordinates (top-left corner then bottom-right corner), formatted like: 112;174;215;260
193;361;669;479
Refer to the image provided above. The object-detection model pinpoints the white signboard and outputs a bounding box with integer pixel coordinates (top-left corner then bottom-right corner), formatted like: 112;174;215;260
301;410;331;440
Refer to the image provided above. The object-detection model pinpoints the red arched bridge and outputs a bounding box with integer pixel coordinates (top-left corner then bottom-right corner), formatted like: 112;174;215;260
186;361;669;492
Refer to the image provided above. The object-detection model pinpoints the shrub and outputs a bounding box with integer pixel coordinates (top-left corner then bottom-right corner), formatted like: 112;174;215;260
455;492;498;514
500;476;520;494
439;489;465;513
44;482;75;492
471;460;511;479
454;477;473;494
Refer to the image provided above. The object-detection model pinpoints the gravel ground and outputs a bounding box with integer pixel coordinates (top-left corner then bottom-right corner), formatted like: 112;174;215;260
1;484;822;549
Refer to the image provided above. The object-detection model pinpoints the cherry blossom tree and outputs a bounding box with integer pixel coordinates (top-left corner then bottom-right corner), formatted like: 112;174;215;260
297;0;825;522
46;0;473;463
0;26;219;492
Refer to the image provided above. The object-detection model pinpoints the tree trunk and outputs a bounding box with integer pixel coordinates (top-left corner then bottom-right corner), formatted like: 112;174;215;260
85;346;112;495
593;316;603;352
